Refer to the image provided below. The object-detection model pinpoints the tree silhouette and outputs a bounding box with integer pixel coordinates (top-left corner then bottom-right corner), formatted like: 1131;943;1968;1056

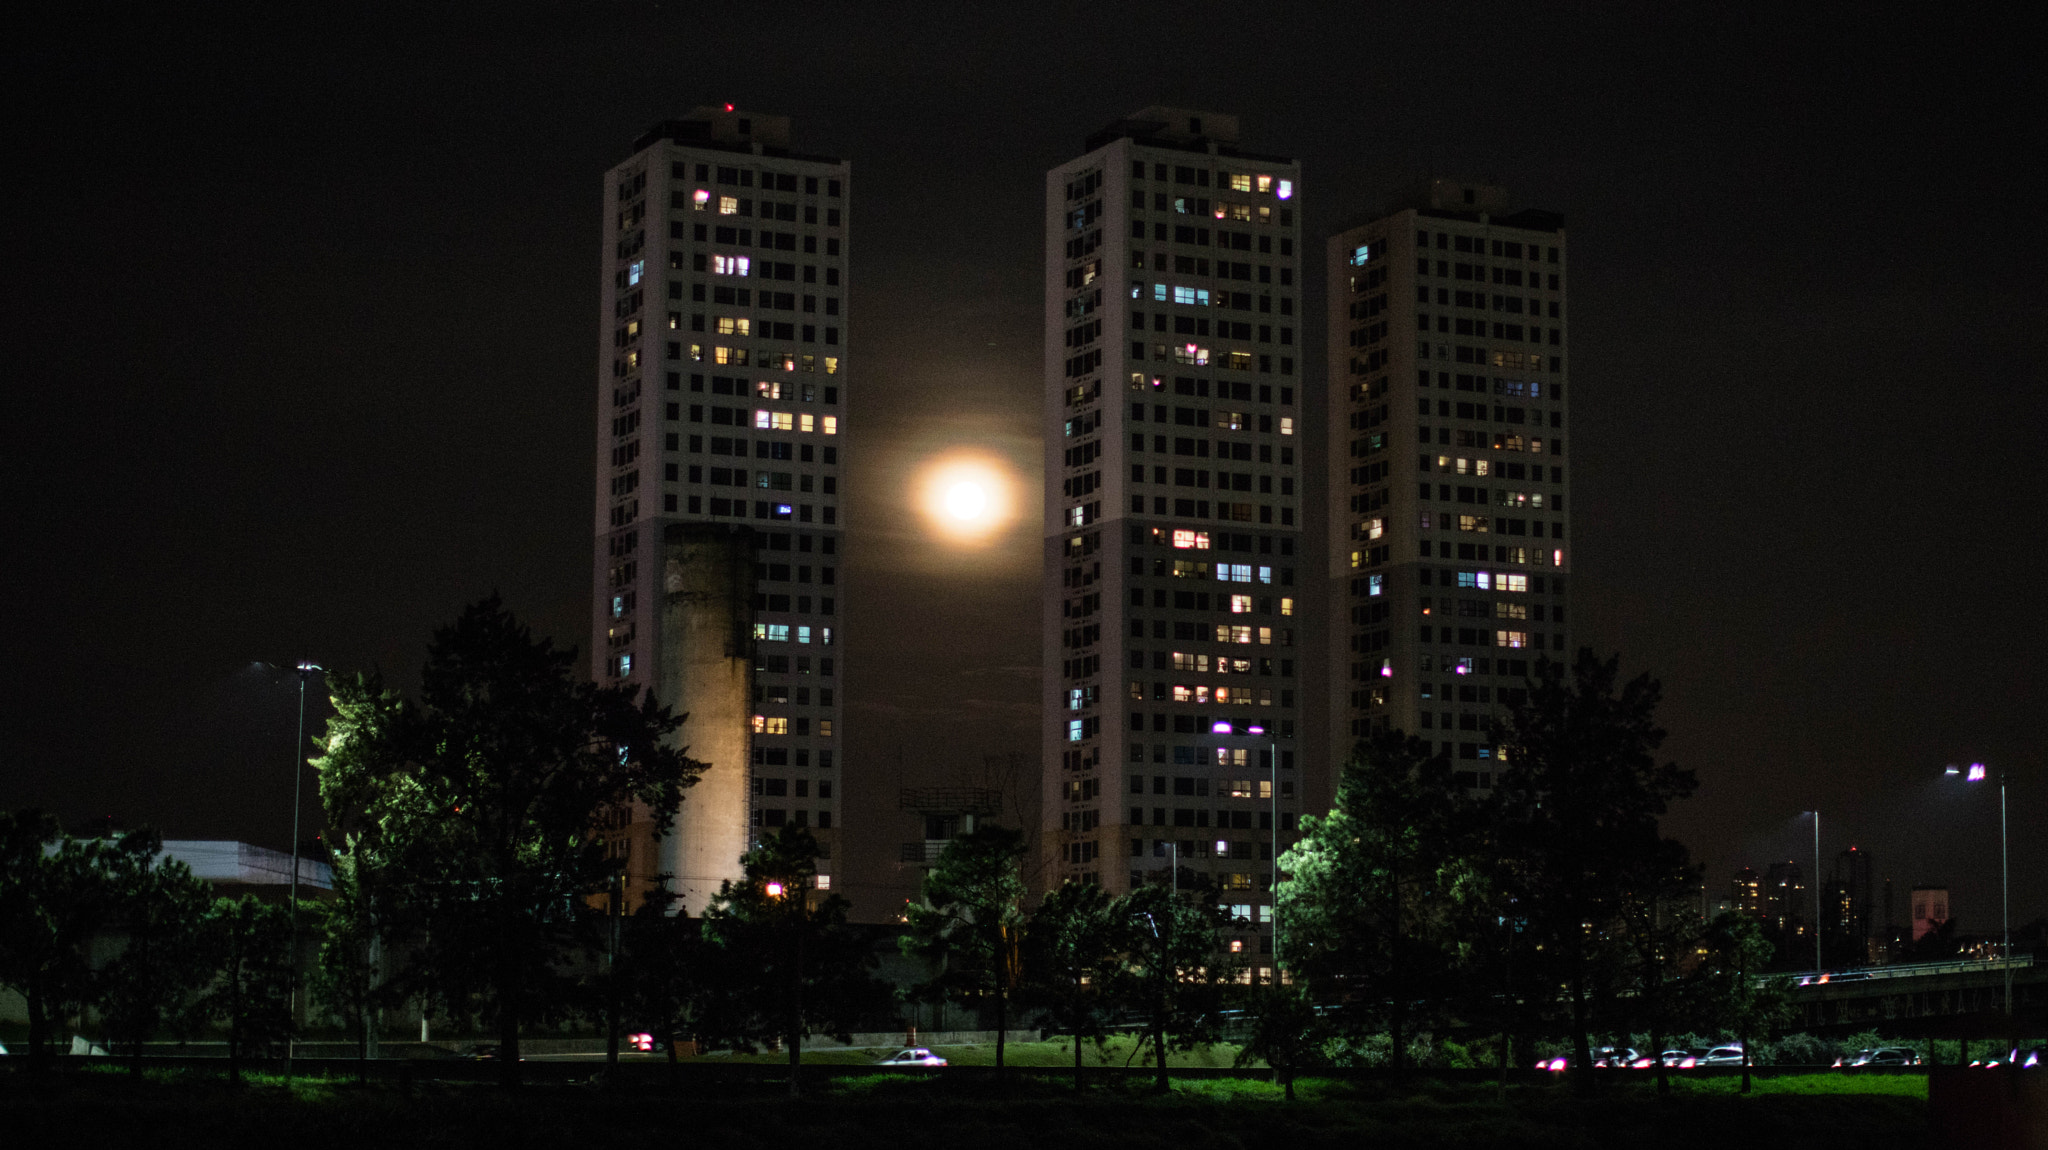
902;824;1027;1079
1494;649;1696;1090
312;595;699;1086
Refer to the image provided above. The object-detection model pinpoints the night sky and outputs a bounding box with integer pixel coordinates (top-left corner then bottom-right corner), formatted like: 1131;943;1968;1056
5;6;2040;931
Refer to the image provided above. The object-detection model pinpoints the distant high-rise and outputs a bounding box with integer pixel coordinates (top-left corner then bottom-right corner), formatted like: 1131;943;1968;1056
1911;886;1949;941
1324;180;1570;786
1041;107;1307;976
1733;866;1764;919
595;108;851;913
1830;845;1876;943
1764;859;1807;934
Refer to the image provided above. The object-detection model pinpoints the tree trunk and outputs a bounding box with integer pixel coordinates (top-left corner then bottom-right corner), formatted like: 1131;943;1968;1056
498;961;523;1089
26;987;50;1077
1389;870;1403;1079
1568;972;1591;1094
1072;1000;1084;1093
787;910;804;1100
994;981;1007;1084
1739;1023;1752;1094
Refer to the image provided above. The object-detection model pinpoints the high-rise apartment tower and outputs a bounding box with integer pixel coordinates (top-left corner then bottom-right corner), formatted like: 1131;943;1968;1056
595;108;851;914
1042;108;1308;972
1325;180;1570;786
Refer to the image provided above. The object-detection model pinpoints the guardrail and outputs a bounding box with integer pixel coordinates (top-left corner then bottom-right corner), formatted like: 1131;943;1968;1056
1781;955;2035;988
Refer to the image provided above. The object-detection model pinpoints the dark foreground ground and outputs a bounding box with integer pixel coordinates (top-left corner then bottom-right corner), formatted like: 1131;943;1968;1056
0;1065;1942;1150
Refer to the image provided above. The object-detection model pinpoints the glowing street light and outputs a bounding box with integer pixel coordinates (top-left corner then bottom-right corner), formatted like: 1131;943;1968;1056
287;661;323;1083
1944;762;2010;1017
764;880;785;898
1212;719;1282;980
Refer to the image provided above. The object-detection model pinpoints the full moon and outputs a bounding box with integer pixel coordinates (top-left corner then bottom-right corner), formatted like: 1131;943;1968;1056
944;481;988;521
917;452;1016;546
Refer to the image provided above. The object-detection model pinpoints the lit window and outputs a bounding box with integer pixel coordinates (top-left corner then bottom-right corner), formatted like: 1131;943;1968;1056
756;380;784;400
618;653;632;675
1217;563;1251;583
1496;631;1528;649
1227;351;1252;370
819;720;833;737
1368;574;1383;596
815;874;831;890
718;195;738;215
1454;658;1473;675
1174;286;1197;305
627;260;644;286
1153;283;1168;302
1068;719;1085;742
714;347;749;366
1172;529;1210;549
713;255;750;276
823;357;839;374
1230;173;1251;192
1500;573;1529;592
1276;180;1293;200
796;626;811;643
820;626;832;645
1255;175;1273;193
1173;344;1210;366
753;623;791;642
755;410;795;431
716;317;751;336
1215;412;1245;431
1229;595;1252;613
1279;417;1294;435
799;414;815;432
1362;517;1384;541
821;416;838;434
753;715;789;734
1459;515;1490;533
1279;597;1294;616
1349;244;1372;267
1257;566;1272;584
1215;839;1230;855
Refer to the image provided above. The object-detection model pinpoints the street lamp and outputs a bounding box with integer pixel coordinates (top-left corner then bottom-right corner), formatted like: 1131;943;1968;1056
1944;762;2010;1017
287;660;323;1082
1805;810;1821;973
1213;720;1281;980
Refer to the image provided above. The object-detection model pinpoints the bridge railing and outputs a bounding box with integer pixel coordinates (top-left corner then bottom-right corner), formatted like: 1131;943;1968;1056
1780;954;2035;988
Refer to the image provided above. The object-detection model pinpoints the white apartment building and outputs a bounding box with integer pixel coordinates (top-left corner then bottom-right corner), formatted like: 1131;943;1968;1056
594;108;850;913
1043;108;1308;974
1325;180;1570;787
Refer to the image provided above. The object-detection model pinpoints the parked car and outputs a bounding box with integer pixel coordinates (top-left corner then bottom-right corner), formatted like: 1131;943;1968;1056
1661;1050;1698;1069
875;1047;947;1067
1698;1045;1747;1067
1835;1047;1919;1068
1591;1046;1641;1068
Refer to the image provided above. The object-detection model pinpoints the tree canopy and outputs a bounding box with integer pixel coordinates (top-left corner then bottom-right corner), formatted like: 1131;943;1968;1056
902;824;1027;1075
312;594;700;1085
1493;648;1697;1084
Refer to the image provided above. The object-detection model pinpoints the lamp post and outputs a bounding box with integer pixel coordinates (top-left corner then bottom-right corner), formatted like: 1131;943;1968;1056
1944;762;2010;1017
1806;810;1821;973
287;661;322;1083
1216;720;1282;982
